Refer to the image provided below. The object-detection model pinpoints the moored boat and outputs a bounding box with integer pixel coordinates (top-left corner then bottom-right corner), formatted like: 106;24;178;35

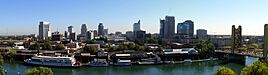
24;54;81;67
87;59;109;67
113;59;131;66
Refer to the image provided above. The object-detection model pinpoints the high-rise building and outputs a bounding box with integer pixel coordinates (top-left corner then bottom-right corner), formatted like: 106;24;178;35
64;31;68;39
126;31;134;41
87;31;94;40
177;20;194;37
159;19;165;38
104;29;108;36
81;24;87;35
39;21;51;40
134;30;146;42
68;26;74;33
70;32;76;41
98;23;104;36
93;30;98;37
133;20;141;31
196;29;207;39
160;16;175;39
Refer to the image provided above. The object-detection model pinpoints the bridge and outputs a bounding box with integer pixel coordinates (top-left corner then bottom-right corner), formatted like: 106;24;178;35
215;50;263;58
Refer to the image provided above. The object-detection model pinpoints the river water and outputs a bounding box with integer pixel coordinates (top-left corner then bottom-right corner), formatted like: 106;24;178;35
3;56;258;75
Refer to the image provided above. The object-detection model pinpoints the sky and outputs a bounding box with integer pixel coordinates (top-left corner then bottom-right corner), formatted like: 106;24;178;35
0;0;268;35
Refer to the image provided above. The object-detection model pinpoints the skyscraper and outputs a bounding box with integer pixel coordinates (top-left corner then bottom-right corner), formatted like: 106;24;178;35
159;19;165;38
81;24;87;35
104;29;108;36
39;21;51;40
133;20;141;31
98;23;104;36
68;26;74;33
177;20;194;37
162;16;175;39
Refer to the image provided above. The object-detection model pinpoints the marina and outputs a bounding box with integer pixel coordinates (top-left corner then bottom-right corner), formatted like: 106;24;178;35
4;57;258;75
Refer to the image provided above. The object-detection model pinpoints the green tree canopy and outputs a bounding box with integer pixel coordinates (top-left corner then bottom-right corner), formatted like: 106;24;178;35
25;67;53;75
7;50;16;60
144;38;158;44
54;44;65;50
83;46;98;53
213;67;236;75
28;43;40;50
83;39;95;44
195;39;215;55
42;42;52;50
241;61;268;75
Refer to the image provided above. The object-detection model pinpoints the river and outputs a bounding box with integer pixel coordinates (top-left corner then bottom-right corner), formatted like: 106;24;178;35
3;56;258;75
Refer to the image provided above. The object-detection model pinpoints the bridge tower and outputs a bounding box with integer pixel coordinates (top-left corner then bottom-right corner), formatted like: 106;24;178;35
264;24;268;58
231;25;242;53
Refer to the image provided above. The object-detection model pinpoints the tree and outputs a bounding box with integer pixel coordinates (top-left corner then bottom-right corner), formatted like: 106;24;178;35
28;43;40;50
83;46;98;53
7;50;16;60
117;45;128;51
0;55;5;75
25;67;53;75
127;43;136;50
83;39;95;44
42;42;52;50
213;67;236;75
195;39;215;55
145;38;158;44
241;61;268;75
54;44;65;50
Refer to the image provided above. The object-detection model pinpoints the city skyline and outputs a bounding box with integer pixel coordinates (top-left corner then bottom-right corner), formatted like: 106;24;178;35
1;0;268;35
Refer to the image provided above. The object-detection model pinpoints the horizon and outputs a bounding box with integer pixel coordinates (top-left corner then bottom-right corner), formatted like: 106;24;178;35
1;0;268;36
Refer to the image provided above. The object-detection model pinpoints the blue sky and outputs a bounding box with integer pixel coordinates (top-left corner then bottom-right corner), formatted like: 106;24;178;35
0;0;267;35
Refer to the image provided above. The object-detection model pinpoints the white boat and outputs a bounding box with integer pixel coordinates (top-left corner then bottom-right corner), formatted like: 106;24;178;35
24;54;81;67
184;59;192;63
87;59;109;67
113;59;131;66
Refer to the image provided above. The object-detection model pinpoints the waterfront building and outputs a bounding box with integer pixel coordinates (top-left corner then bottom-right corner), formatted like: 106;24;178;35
98;23;105;36
177;20;194;38
81;24;88;35
39;21;51;40
196;29;207;39
133;20;141;31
